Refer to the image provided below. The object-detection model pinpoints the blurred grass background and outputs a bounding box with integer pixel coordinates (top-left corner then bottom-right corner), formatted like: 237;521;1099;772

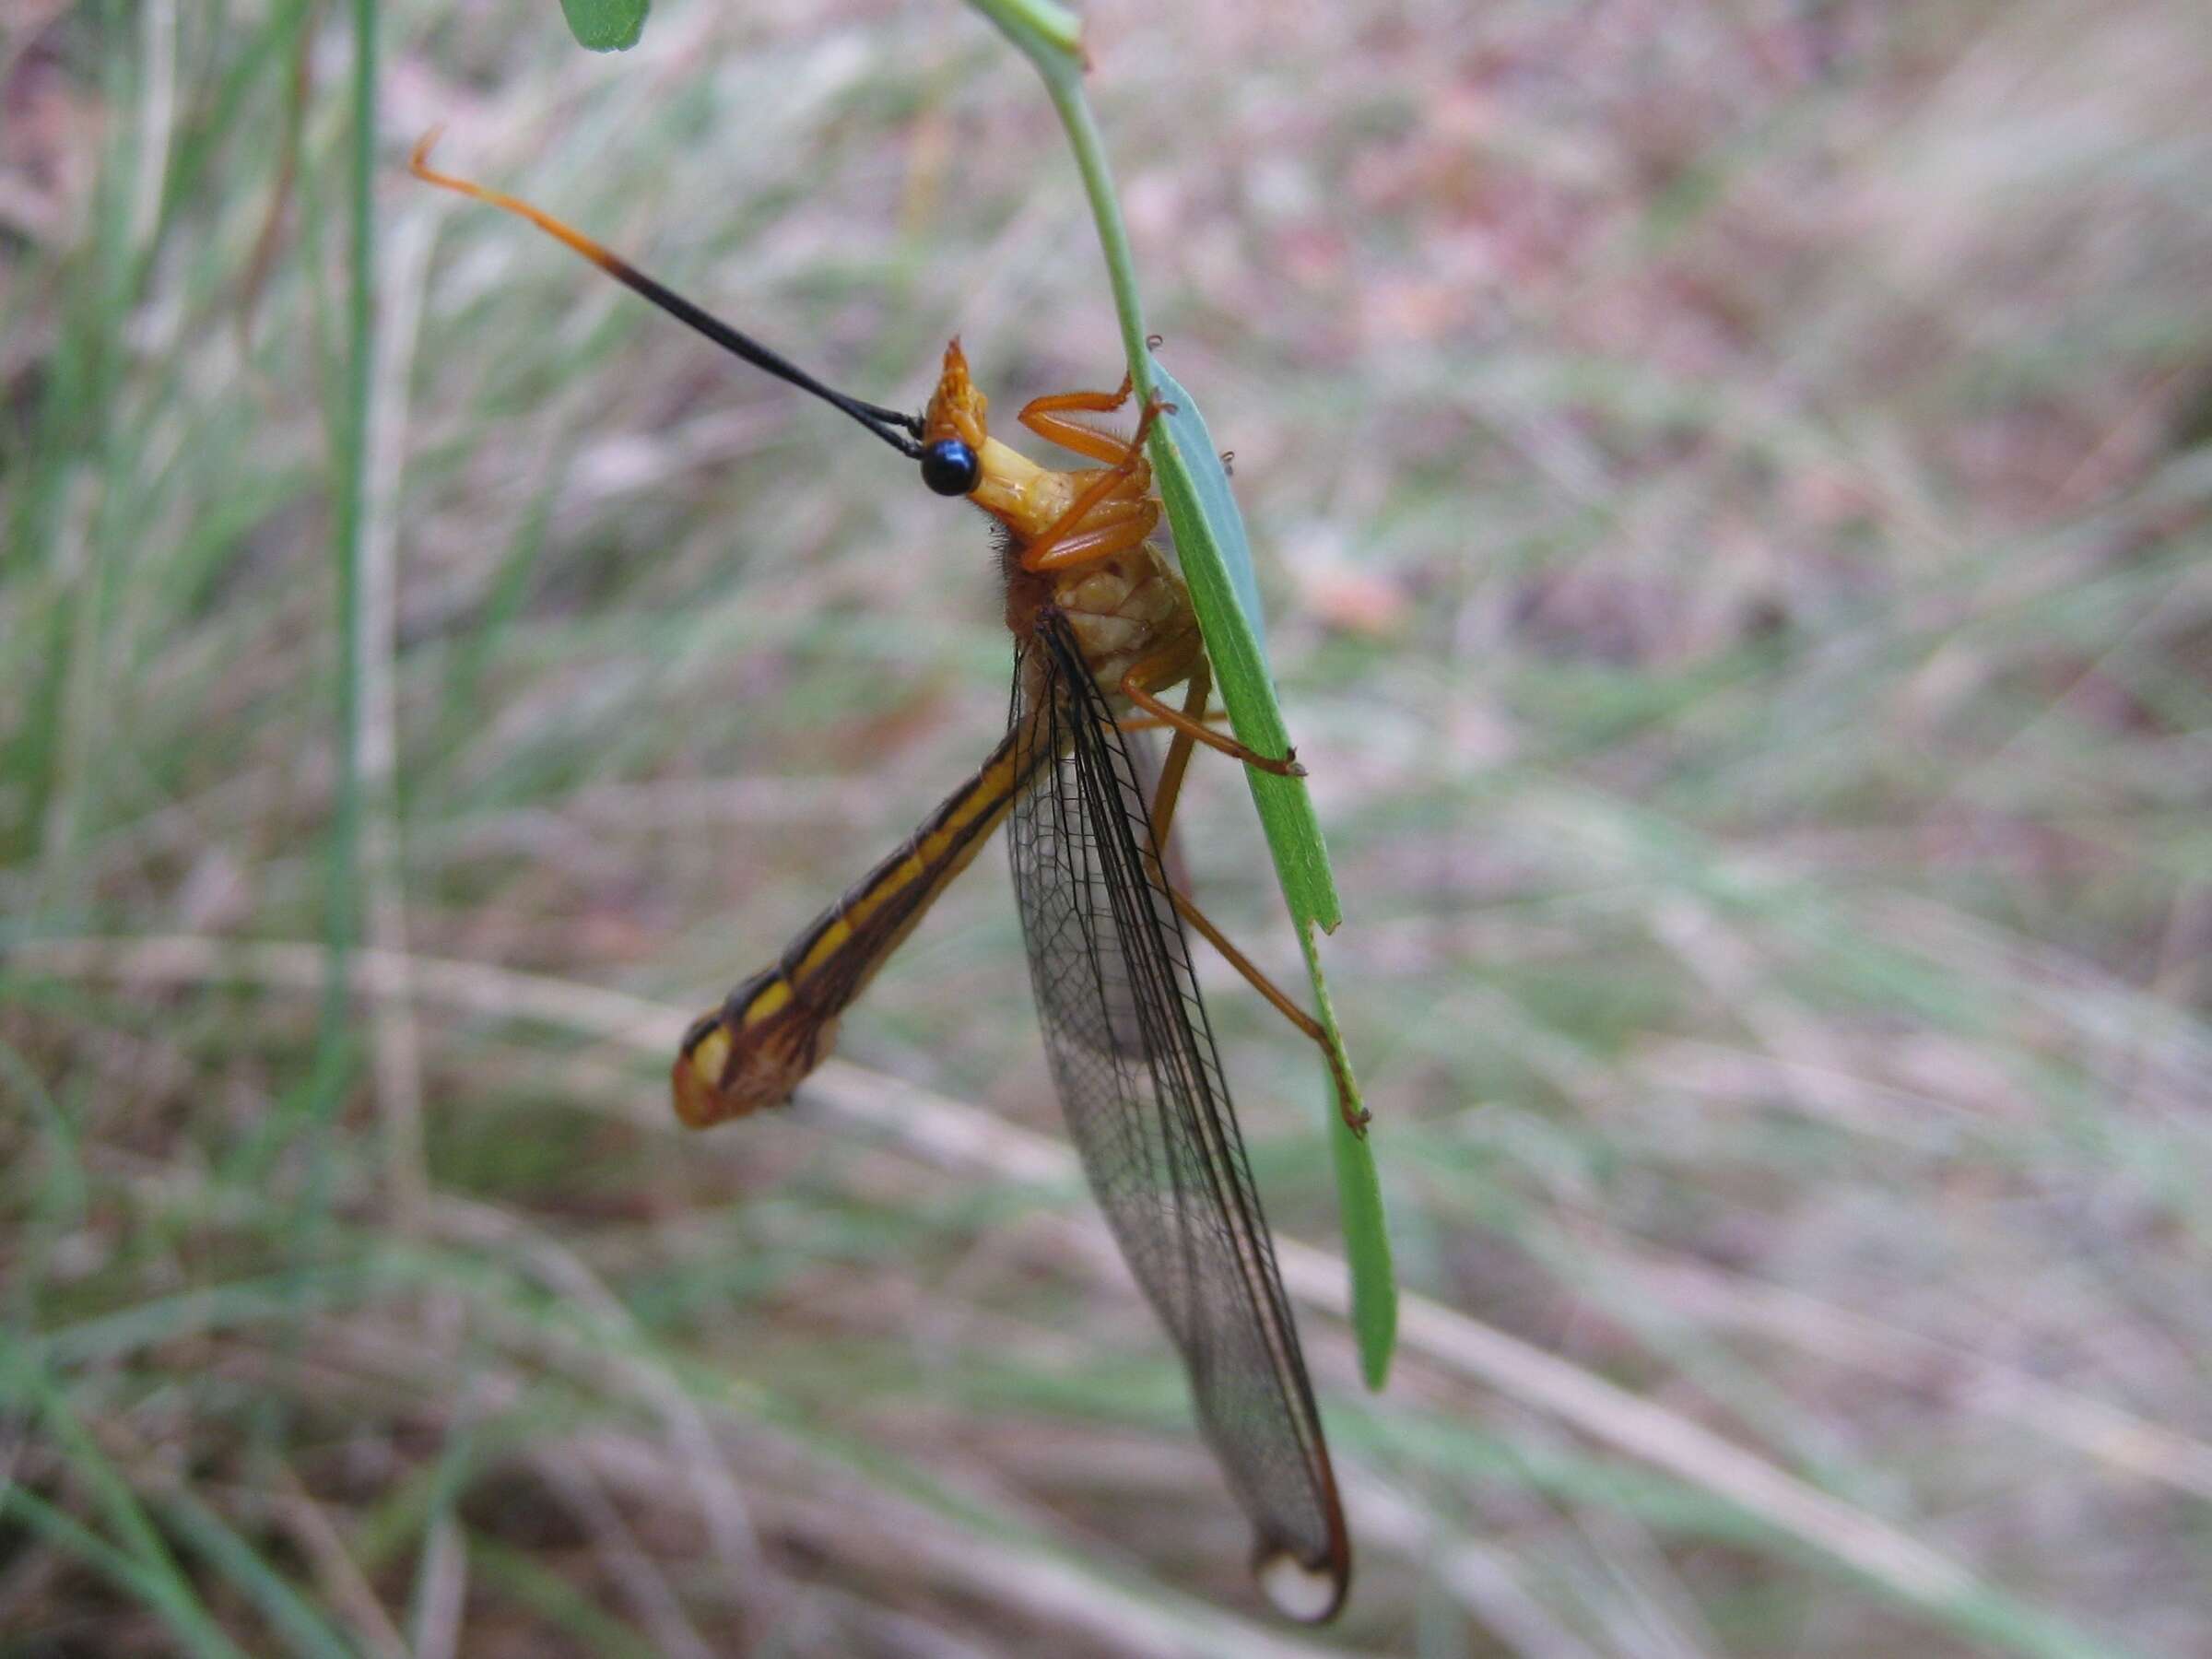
5;0;2212;1652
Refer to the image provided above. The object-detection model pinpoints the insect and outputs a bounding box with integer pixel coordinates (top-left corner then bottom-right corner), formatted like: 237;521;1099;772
412;135;1359;1622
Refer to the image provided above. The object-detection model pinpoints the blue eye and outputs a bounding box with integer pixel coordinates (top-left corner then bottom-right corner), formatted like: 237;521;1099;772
920;439;980;497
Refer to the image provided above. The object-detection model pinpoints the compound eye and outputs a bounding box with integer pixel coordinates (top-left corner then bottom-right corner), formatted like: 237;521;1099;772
919;438;981;498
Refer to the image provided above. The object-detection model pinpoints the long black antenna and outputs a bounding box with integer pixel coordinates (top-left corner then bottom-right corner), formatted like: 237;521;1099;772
411;133;924;462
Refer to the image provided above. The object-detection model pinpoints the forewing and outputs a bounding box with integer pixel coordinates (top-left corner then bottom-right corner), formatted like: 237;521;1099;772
1006;615;1348;1618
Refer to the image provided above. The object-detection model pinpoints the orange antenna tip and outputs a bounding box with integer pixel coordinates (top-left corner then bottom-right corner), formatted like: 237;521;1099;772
409;126;445;173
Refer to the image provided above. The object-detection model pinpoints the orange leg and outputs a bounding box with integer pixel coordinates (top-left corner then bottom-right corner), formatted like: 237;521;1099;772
1019;373;1137;464
1167;888;1369;1135
1019;395;1173;574
1139;677;1368;1136
1142;658;1209;862
1120;648;1303;779
1024;499;1159;572
1120;709;1233;736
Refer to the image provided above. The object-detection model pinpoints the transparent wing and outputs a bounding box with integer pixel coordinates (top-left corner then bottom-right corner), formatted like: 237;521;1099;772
1006;613;1348;1620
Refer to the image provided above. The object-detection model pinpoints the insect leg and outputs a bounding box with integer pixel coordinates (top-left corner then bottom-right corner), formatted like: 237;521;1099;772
1020;494;1159;572
1019;396;1172;572
1141;654;1207;852
1118;711;1233;735
1162;887;1369;1135
1134;668;1366;1135
1119;650;1303;778
1019;372;1137;463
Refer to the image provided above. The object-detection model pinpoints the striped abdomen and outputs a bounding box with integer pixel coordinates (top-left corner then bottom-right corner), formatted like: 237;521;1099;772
673;725;1033;1127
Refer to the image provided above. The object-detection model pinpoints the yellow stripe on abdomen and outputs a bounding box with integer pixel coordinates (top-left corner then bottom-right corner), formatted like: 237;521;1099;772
675;726;1036;1129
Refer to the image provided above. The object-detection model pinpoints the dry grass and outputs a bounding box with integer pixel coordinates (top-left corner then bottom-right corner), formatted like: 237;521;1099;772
5;0;2210;1653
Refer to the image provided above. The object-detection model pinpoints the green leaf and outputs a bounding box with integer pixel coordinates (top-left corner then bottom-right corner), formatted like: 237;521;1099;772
963;0;1399;1387
1146;359;1396;1389
556;0;647;53
1147;361;1269;656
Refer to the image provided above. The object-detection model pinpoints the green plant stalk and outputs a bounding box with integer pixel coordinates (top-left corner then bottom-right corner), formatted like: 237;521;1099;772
962;0;1396;1387
310;0;377;1235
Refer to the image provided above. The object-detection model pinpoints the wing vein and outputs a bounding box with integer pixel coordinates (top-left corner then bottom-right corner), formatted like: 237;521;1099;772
1006;613;1347;1612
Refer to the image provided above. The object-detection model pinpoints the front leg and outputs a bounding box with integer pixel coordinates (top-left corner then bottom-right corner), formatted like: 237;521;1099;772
1018;394;1174;573
1019;373;1137;465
